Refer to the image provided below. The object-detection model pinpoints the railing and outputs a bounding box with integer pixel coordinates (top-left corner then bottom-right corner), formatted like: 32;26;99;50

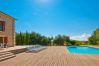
0;43;7;48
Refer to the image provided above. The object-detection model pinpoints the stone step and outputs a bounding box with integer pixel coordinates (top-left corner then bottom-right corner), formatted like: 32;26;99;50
0;52;13;56
0;51;16;61
0;52;15;58
0;55;15;61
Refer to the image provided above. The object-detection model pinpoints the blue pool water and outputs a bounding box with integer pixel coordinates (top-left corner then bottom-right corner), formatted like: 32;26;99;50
67;46;99;54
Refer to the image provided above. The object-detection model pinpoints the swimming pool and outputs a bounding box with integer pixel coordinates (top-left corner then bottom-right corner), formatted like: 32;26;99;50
67;46;99;54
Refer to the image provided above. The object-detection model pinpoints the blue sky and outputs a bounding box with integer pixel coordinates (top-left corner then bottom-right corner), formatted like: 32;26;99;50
0;0;99;40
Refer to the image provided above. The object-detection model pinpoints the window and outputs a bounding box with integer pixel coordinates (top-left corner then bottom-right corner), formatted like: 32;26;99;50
0;37;3;43
0;22;3;31
0;21;5;31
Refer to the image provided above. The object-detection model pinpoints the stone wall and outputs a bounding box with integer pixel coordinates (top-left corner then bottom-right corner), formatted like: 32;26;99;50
0;12;16;47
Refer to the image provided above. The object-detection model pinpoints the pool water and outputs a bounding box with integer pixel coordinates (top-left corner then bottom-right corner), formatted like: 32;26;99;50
67;46;99;54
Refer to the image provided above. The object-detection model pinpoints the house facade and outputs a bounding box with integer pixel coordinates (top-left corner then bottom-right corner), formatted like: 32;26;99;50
0;11;16;47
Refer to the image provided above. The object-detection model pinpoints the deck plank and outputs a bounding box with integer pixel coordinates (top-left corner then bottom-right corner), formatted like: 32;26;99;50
0;46;99;66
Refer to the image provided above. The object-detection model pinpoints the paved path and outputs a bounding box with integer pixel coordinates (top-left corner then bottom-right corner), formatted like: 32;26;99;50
0;46;99;66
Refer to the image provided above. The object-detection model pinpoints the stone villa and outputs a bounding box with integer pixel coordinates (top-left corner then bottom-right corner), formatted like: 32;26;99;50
0;11;16;47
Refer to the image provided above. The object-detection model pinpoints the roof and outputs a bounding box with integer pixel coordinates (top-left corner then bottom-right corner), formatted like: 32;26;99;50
0;11;16;20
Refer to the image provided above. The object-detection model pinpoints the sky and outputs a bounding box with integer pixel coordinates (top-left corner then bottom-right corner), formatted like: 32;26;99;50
0;0;99;41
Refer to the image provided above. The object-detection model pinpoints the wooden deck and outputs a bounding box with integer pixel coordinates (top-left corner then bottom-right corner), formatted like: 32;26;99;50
0;46;99;66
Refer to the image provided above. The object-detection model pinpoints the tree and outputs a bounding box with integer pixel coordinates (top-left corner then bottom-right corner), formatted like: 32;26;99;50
16;33;20;45
53;35;70;46
16;32;70;46
24;31;30;45
16;31;52;46
89;28;99;45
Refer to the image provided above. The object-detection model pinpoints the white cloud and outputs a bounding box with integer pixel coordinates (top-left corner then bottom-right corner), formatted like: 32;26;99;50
70;33;91;41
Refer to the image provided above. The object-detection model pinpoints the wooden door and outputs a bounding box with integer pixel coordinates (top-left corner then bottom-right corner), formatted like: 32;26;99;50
0;37;3;43
4;37;8;43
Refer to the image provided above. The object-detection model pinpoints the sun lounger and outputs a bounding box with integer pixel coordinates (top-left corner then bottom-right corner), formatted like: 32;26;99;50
27;45;45;52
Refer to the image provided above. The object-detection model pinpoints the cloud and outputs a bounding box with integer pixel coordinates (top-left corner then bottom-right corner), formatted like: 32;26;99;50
70;33;91;41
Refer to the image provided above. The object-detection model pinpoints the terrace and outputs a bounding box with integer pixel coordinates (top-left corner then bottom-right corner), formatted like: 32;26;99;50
0;46;99;66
